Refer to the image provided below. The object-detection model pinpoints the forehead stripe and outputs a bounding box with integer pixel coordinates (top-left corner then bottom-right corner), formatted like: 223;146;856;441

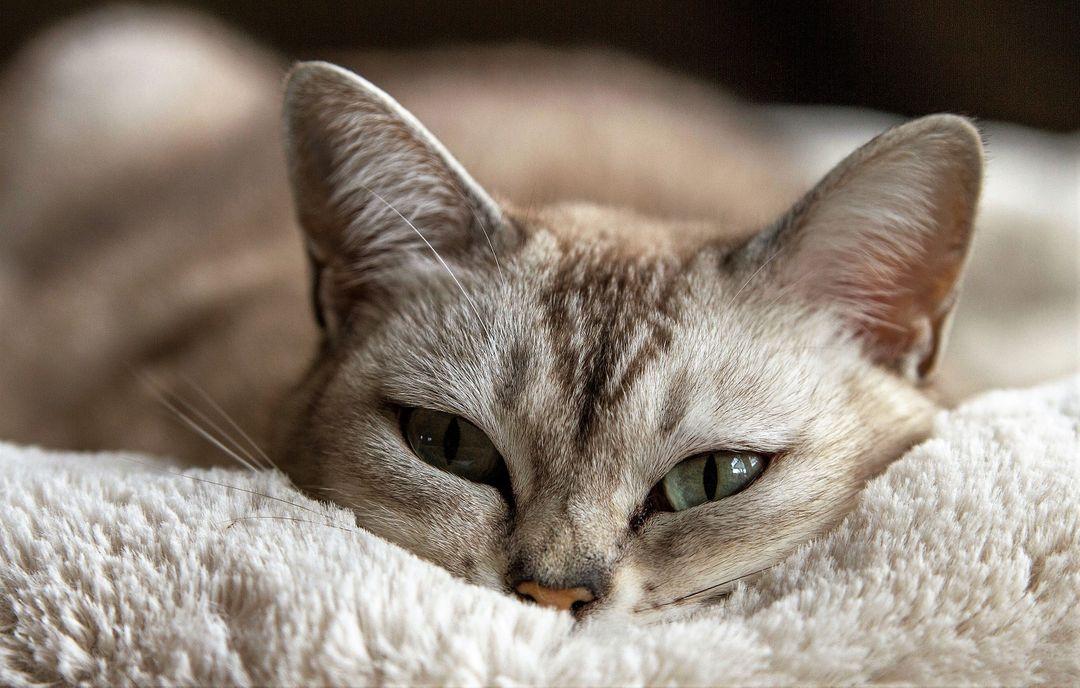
542;248;684;447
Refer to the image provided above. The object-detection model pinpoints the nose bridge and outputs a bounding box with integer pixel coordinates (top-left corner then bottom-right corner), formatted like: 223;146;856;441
510;484;624;591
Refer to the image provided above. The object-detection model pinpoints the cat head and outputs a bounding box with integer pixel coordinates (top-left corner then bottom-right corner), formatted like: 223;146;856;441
277;62;982;620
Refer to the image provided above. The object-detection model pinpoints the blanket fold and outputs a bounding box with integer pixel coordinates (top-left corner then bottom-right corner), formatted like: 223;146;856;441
2;377;1078;686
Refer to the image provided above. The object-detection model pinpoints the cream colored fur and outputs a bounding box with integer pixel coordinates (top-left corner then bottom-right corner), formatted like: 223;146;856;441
2;376;1077;686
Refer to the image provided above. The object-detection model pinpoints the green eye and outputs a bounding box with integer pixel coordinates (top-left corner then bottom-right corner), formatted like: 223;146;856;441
401;408;507;486
658;451;767;511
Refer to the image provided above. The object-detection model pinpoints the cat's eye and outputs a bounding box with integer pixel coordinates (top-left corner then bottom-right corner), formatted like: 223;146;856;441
654;451;767;512
400;408;508;488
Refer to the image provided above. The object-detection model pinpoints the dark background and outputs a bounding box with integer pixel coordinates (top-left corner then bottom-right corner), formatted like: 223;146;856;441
4;1;1077;131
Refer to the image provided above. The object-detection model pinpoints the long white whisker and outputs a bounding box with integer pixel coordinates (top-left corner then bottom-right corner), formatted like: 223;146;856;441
166;390;262;469
450;184;503;281
158;393;263;474
139;371;261;472
652;564;778;610
726;244;787;310
112;455;332;521
761;270;815;311
359;184;492;339
178;375;280;473
300;484;351;496
222;515;360;537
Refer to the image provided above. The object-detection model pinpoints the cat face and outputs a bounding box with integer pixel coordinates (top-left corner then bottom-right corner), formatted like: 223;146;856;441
277;62;982;620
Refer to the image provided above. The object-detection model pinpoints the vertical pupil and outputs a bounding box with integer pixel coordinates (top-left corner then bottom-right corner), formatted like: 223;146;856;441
443;417;460;462
703;453;718;500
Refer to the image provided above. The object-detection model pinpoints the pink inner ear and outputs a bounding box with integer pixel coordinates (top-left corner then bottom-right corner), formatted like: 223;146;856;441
766;116;982;380
284;62;509;331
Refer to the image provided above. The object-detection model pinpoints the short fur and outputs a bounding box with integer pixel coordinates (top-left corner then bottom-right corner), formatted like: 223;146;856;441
0;10;984;619
2;375;1078;684
275;62;981;617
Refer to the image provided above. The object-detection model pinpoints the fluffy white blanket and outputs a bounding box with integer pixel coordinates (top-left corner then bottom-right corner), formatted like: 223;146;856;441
2;377;1078;686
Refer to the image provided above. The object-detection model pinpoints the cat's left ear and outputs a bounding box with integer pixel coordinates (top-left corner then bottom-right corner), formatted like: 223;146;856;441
283;61;510;336
737;114;983;381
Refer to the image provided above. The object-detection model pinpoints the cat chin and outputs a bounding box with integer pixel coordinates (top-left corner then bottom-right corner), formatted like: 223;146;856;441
578;563;662;622
585;593;719;625
576;605;641;629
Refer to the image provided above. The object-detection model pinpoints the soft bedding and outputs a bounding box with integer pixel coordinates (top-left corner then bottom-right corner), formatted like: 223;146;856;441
1;376;1078;686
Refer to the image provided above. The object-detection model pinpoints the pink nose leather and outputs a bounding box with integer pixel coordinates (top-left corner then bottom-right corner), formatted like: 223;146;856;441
515;581;595;611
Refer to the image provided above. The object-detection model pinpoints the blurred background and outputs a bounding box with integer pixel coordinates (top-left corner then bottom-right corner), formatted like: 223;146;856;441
0;2;1076;462
4;1;1077;130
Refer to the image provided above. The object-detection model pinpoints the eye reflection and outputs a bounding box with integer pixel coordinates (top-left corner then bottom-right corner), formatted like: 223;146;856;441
658;451;767;511
400;408;509;489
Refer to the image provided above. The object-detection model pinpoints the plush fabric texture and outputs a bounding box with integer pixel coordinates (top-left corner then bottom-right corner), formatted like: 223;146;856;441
1;377;1078;686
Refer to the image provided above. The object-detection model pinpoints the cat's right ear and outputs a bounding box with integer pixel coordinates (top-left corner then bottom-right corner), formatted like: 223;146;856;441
283;61;512;337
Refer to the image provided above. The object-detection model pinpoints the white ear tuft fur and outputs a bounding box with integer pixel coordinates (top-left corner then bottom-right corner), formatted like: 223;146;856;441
742;114;984;380
283;61;505;333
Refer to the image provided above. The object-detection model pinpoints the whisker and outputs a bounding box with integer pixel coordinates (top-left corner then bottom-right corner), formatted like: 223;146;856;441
221;514;360;537
138;370;262;472
299;484;351;497
359;184;492;339
177;375;280;473
164;389;261;469
650;564;778;610
111;455;333;521
156;390;263;474
726;243;787;310
449;183;503;281
760;270;815;311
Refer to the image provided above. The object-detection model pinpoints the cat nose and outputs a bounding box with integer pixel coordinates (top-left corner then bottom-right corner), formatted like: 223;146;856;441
515;580;595;612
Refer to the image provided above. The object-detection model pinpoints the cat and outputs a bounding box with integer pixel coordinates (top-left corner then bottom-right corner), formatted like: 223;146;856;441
0;10;982;621
0;9;798;468
273;62;981;619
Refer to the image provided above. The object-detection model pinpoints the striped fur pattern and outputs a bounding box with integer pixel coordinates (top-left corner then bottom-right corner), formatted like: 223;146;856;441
277;62;982;619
